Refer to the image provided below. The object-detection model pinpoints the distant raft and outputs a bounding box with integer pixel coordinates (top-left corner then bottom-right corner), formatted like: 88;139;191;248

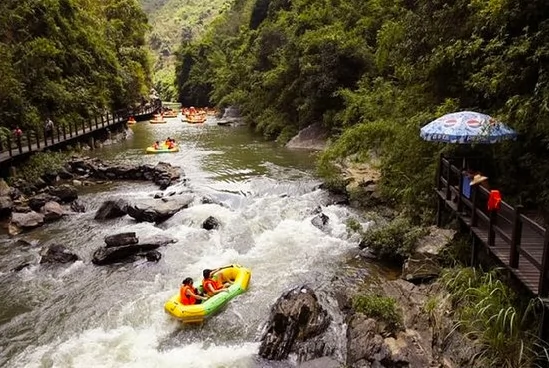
145;144;179;154
150;114;166;124
164;264;251;323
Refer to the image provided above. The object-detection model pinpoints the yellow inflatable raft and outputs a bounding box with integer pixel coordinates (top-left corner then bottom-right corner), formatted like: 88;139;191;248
146;144;179;154
164;264;251;323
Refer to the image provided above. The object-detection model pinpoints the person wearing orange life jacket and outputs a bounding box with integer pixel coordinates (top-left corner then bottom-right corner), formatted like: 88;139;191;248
153;141;160;150
180;277;208;305
202;269;229;296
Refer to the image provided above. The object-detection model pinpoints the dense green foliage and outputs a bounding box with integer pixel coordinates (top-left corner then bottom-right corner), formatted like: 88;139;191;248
175;0;549;216
0;0;150;132
441;267;548;367
139;0;230;100
11;152;70;185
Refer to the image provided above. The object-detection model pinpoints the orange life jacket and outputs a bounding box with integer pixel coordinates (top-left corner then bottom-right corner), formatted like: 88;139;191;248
488;190;502;211
180;285;196;305
202;278;223;296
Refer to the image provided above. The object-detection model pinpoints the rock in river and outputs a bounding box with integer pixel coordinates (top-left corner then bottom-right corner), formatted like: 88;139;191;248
126;195;193;223
92;234;176;265
259;285;332;362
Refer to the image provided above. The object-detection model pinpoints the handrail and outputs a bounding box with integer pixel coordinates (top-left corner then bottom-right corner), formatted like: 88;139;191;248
0;100;161;161
437;156;549;297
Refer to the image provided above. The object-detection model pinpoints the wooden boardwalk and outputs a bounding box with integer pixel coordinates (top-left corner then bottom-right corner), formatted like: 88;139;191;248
0;101;161;165
436;156;549;297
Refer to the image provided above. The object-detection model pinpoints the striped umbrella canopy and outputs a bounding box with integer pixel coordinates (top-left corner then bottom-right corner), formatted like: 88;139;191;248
420;111;517;144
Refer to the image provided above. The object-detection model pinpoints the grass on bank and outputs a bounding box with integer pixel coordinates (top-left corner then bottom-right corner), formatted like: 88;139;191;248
440;267;549;368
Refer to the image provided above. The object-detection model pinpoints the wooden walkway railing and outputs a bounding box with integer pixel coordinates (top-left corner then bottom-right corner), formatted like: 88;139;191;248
0;100;161;164
436;155;549;297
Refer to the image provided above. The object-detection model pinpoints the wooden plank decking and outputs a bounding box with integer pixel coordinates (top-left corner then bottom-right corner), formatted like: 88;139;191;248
0;101;161;165
436;156;549;297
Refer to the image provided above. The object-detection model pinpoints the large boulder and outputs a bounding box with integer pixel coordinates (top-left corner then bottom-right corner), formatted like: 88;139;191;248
259;285;332;362
402;226;456;283
46;184;78;203
0;196;13;218
65;156;184;189
10;211;45;235
286;123;328;150
104;232;138;247
92;234;176;265
28;193;61;211
126;195;193;223
94;199;128;220
40;244;79;264
41;201;65;222
152;161;181;189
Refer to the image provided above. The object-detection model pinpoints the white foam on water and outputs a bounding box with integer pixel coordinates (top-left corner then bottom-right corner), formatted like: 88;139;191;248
2;126;368;367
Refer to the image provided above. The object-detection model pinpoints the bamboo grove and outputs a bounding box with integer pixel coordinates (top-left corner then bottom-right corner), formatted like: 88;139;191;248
175;0;549;219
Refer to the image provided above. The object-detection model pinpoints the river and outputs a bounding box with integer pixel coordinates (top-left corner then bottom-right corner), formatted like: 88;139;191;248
0;114;373;367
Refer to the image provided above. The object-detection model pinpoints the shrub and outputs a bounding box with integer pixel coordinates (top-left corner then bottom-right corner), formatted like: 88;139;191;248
360;216;427;262
352;293;403;332
12;151;70;184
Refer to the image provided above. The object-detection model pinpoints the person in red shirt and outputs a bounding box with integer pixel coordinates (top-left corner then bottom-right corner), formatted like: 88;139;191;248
13;126;22;138
180;277;208;305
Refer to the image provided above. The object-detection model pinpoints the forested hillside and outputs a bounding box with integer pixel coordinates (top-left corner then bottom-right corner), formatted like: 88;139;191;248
176;0;549;219
139;0;230;100
0;0;150;133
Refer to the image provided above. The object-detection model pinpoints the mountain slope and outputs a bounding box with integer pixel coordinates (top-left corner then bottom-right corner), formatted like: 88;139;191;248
140;0;230;100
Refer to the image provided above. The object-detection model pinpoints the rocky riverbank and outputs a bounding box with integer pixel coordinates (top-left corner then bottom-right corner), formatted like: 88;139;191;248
1;156;182;236
257;226;480;368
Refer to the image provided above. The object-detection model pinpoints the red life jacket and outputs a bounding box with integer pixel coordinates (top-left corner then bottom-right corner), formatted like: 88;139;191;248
488;190;502;211
202;278;223;296
180;285;196;305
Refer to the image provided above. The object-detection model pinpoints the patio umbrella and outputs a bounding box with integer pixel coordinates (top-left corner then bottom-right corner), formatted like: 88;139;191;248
420;111;517;144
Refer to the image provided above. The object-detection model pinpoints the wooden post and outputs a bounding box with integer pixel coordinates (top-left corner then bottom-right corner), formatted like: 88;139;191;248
471;186;478;227
436;197;444;227
539;230;549;297
540;300;549;342
509;205;523;268
82;119;86;133
101;115;105;127
95;116;99;129
0;137;3;151
56;125;61;143
457;170;464;213
17;135;22;154
63;124;67;141
36;131;40;149
445;160;452;201
7;136;12;157
26;131;31;152
436;153;443;191
106;112;110;125
488;210;497;247
470;236;478;266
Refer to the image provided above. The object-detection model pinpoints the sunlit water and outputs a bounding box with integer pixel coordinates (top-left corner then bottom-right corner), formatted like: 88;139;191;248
0;114;371;367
